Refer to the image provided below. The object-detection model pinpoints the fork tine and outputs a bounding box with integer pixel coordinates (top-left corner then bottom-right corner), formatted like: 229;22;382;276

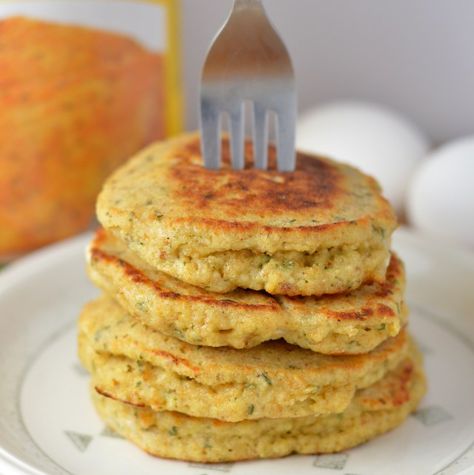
200;0;296;171
200;97;221;169
229;103;245;169
276;102;297;172
253;103;268;169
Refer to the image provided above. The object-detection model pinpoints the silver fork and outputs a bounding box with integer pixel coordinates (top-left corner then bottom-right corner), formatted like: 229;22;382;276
199;0;297;172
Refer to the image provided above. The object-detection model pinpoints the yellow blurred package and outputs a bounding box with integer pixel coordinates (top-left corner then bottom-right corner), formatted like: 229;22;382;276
0;0;182;259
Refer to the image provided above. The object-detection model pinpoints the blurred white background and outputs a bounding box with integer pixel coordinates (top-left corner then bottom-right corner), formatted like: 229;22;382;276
181;0;474;143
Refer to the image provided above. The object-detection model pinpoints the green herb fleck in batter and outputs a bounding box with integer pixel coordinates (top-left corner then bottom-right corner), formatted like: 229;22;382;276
259;372;272;385
94;325;110;342
372;224;386;239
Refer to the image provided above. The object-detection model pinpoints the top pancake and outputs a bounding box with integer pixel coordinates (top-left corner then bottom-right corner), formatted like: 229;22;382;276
97;132;397;295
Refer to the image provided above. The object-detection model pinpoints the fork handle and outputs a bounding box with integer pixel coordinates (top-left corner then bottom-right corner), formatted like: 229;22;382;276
233;0;264;10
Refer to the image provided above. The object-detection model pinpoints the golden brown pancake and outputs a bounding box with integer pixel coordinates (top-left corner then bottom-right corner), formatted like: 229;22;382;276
96;133;397;295
78;296;409;421
87;228;407;354
91;347;426;462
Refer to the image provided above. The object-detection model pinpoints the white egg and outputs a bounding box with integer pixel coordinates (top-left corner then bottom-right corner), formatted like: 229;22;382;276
407;137;474;249
297;101;430;214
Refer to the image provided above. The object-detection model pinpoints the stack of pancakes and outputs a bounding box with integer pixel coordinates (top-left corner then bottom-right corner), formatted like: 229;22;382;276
78;133;426;462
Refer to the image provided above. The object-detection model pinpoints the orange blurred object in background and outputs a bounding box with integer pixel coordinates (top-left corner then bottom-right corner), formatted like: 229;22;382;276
0;3;181;260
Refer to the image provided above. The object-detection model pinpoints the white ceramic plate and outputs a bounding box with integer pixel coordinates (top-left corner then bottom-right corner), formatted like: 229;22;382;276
0;228;473;475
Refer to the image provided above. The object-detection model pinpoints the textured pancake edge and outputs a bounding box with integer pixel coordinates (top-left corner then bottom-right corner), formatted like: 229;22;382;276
78;296;411;421
87;229;407;353
79;333;410;421
90;346;426;462
97;133;397;253
109;231;391;295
